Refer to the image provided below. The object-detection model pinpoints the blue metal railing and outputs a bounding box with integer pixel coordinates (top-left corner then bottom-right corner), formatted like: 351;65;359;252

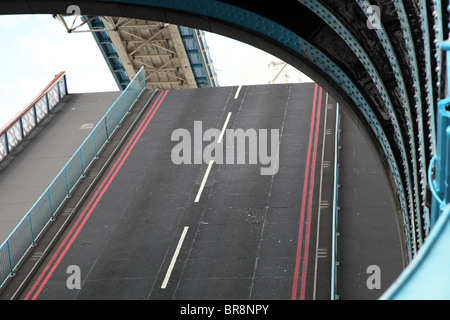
331;103;341;300
0;72;68;163
380;204;450;300
0;67;146;290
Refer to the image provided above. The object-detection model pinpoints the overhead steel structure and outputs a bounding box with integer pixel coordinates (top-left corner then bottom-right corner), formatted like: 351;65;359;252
55;14;218;90
2;0;450;299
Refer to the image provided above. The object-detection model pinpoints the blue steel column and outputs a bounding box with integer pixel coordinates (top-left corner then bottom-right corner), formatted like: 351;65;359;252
430;41;450;227
178;26;219;88
430;101;450;226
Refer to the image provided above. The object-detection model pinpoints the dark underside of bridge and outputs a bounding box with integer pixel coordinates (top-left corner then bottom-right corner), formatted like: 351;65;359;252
0;0;447;261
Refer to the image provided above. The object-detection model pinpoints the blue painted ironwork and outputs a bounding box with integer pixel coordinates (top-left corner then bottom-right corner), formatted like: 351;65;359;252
331;103;341;300
0;67;146;290
299;0;417;258
381;37;450;301
429;38;450;225
419;0;438;157
179;26;219;88
83;15;218;89
391;0;431;236
355;0;422;254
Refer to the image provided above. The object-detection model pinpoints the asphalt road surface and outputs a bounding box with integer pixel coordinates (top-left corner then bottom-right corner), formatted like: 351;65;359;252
12;83;339;300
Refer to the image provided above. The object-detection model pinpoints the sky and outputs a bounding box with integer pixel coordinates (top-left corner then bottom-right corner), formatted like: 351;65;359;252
0;14;310;129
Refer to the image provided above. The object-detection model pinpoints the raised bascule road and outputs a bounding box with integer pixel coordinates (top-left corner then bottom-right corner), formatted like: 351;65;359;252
0;0;449;300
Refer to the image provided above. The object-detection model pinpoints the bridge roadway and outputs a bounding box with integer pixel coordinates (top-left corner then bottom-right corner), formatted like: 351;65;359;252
1;83;403;300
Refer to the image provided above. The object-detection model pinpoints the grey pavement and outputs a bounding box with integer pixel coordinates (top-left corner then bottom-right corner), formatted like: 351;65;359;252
336;108;404;299
0;92;120;244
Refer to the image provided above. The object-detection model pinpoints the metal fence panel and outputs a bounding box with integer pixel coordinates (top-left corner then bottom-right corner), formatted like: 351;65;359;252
29;193;52;240
80;142;96;175
65;152;83;192
93;122;108;155
49;172;70;215
7;217;33;269
48;85;60;110
6;121;24;150
35;99;48;123
105;105;120;138
0;136;7;160
22;108;36;136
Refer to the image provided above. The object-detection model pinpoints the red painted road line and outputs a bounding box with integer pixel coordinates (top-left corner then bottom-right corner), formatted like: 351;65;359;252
24;90;168;300
300;87;323;300
23;90;166;300
27;90;168;300
291;84;319;300
24;90;166;300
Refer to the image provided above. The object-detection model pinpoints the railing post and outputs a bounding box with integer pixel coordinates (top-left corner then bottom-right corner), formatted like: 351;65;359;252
33;105;38;126
4;132;10;155
6;240;14;277
64;167;71;198
28;213;36;247
64;74;68;96
134;80;138;103
48;189;54;221
126;90;130;114
331;103;341;300
45;92;50;113
92;132;99;159
79;149;85;178
115;104;120;127
57;79;62;102
19;117;25;140
105;117;110;142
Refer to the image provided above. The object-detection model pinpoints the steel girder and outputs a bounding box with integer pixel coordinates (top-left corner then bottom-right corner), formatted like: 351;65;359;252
55;14;218;90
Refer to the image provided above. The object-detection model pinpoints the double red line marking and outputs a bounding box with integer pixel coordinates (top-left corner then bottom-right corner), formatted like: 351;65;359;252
291;84;323;300
24;90;168;300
